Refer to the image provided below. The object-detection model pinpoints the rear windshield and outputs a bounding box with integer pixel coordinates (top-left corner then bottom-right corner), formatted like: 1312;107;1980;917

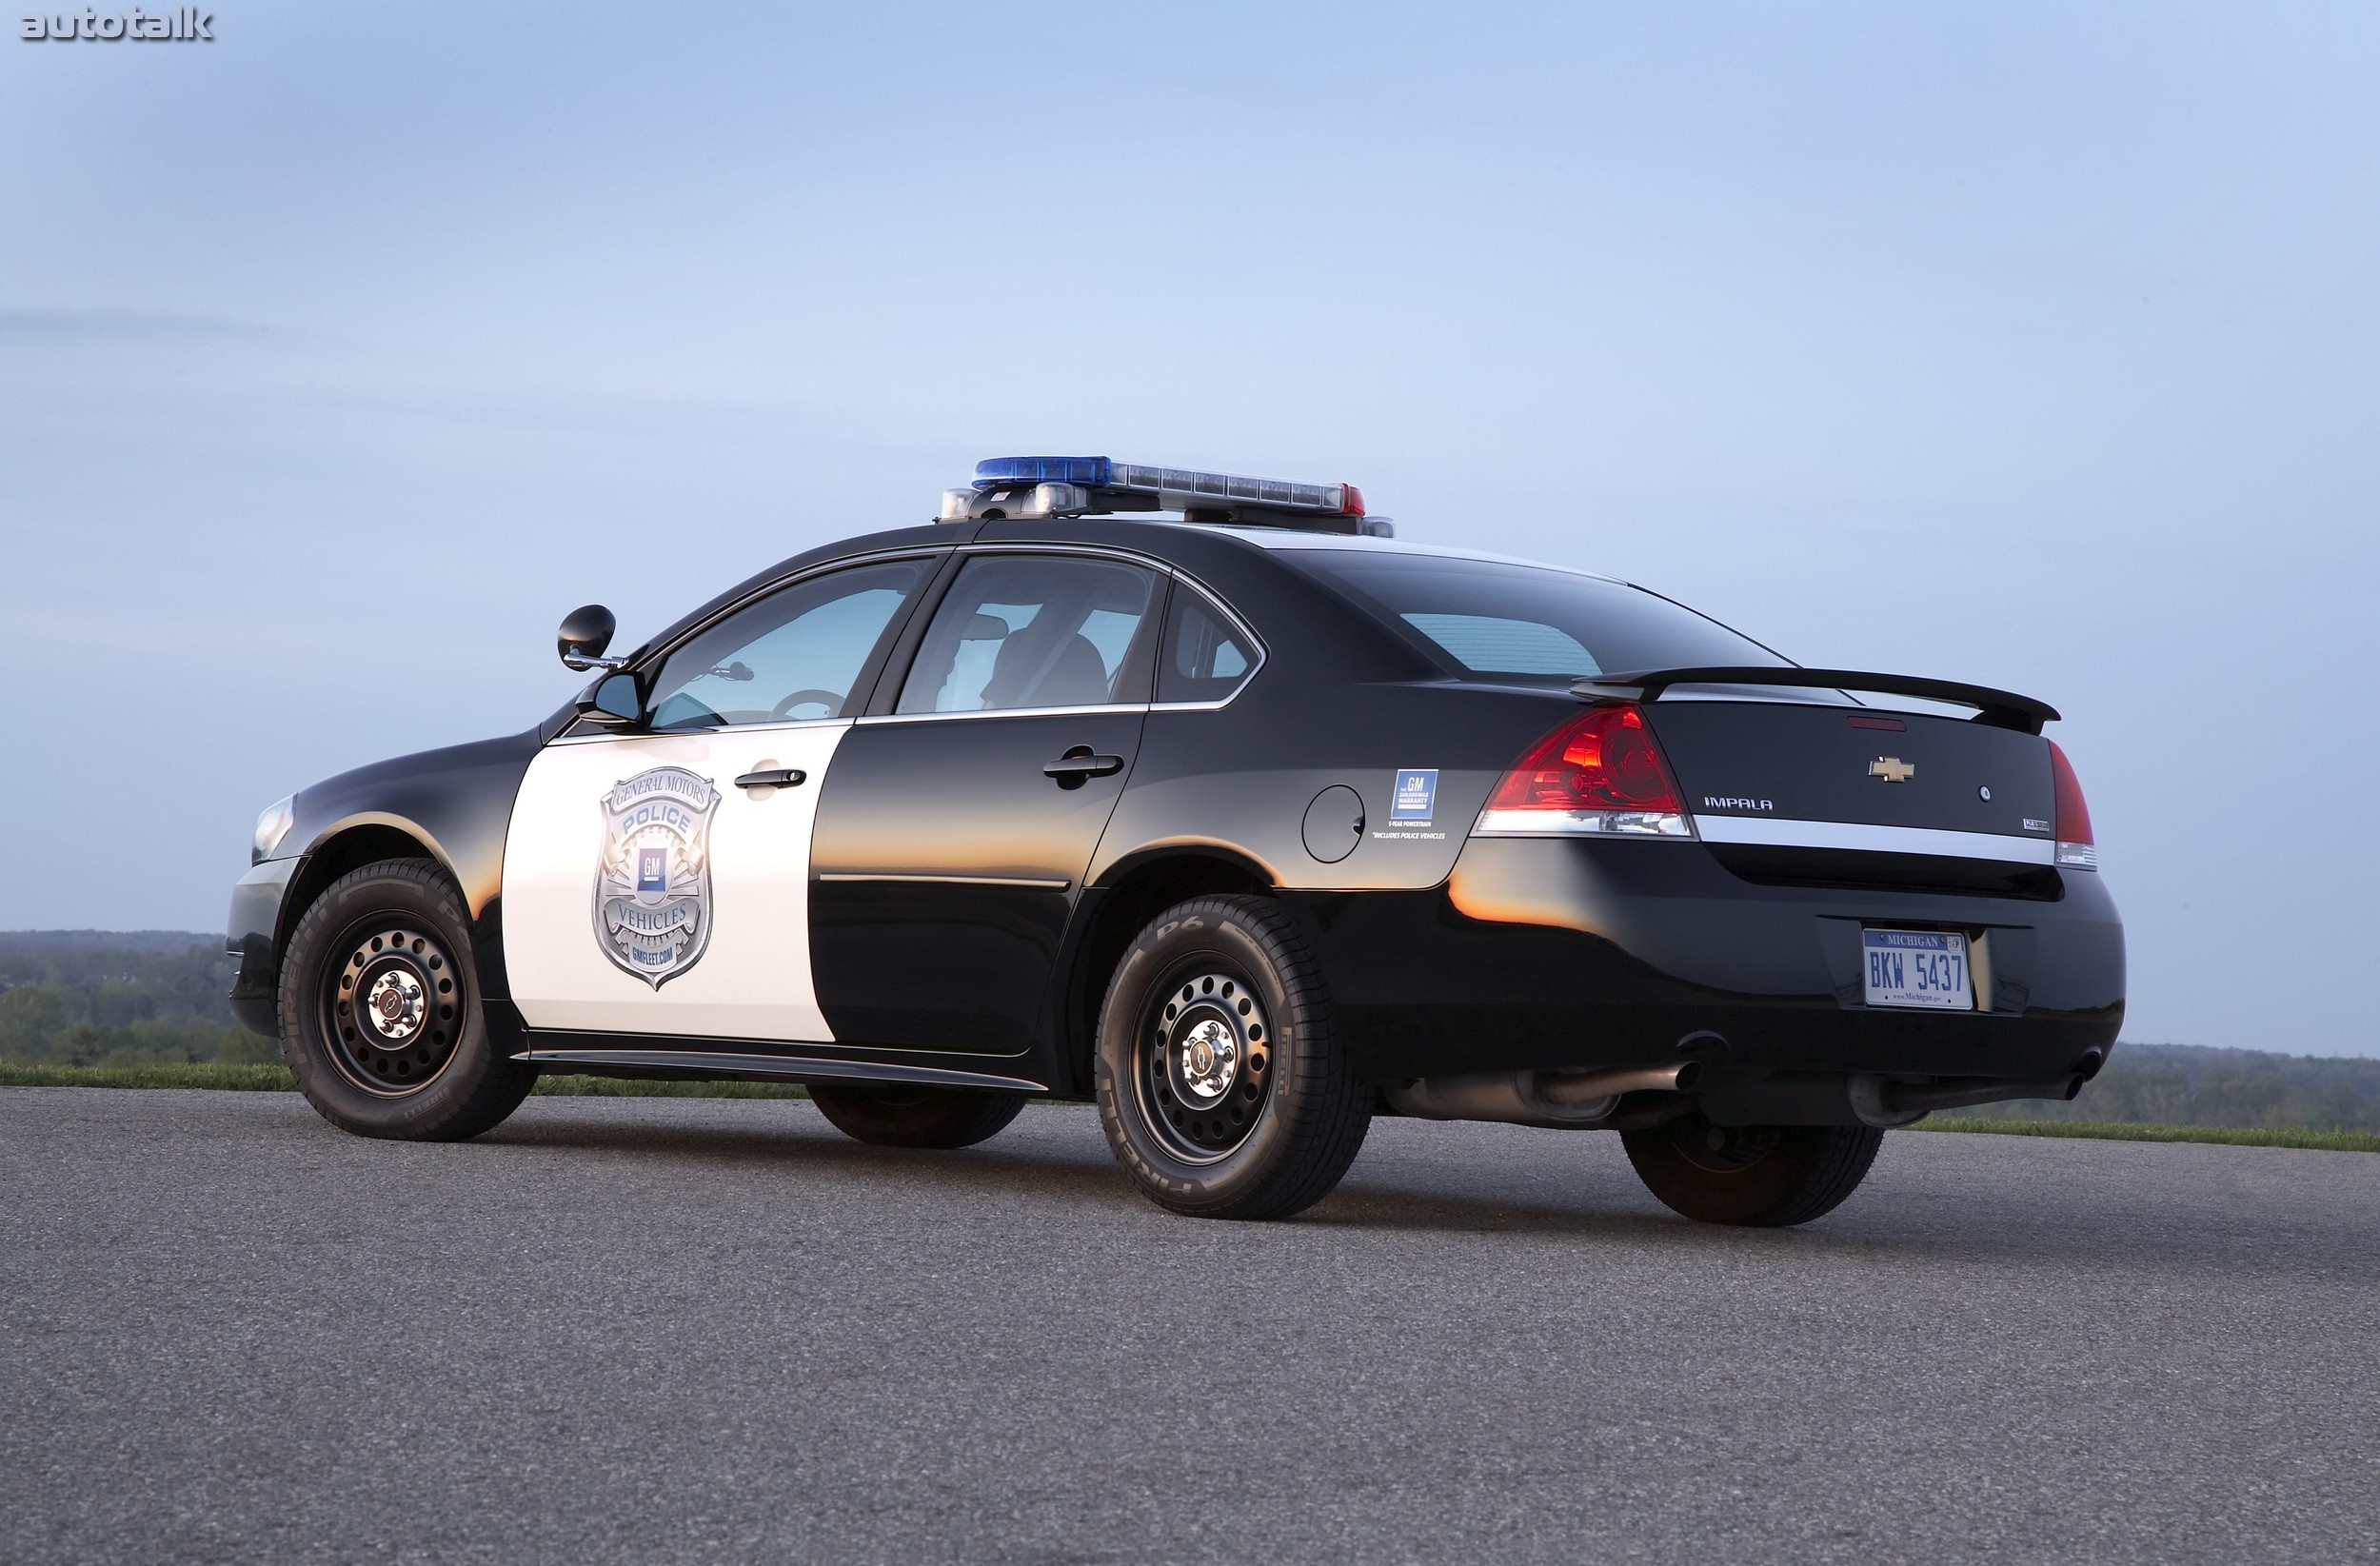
1279;550;1789;681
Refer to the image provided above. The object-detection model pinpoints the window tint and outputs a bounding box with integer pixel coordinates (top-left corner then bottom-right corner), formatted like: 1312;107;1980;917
1279;550;1788;681
897;555;1159;714
1158;584;1260;704
647;559;931;731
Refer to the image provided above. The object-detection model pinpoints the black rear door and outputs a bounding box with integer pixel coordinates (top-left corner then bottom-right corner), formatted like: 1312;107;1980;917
808;551;1163;1054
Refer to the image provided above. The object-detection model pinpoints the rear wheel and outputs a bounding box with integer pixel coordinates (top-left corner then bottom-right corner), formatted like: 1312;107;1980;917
1095;895;1370;1219
807;1083;1025;1149
1620;1112;1884;1226
278;859;534;1140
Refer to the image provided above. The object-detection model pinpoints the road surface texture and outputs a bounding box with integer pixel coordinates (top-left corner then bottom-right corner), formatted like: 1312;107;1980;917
3;1088;2375;1565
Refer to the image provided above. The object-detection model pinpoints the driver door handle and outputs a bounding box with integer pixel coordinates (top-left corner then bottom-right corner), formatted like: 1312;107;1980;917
735;768;807;790
1042;750;1124;785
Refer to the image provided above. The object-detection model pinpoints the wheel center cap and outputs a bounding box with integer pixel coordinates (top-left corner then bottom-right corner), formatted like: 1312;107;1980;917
364;969;426;1041
1176;1017;1238;1102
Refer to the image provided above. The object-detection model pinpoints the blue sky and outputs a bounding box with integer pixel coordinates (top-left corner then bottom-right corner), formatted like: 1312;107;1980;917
3;1;2374;1052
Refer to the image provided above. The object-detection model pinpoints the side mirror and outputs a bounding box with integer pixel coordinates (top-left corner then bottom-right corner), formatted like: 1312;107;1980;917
575;672;643;729
559;605;621;671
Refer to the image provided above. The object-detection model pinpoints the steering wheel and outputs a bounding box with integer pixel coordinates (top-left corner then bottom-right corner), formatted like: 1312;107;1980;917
769;688;846;721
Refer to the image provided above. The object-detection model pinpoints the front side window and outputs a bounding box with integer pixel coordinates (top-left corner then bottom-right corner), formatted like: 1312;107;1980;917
1157;584;1260;704
647;558;933;731
896;554;1160;714
1279;550;1789;681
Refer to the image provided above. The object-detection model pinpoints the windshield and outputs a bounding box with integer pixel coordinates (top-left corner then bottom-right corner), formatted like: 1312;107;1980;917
1279;550;1790;681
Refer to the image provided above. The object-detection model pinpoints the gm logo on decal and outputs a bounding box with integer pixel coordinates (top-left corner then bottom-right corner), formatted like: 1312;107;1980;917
593;766;720;988
1391;768;1438;823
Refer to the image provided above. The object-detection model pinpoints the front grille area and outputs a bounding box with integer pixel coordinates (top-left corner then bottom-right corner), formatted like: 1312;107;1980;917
1709;844;2064;901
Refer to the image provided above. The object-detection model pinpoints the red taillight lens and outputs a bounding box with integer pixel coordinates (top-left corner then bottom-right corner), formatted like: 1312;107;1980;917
2048;741;2092;844
2048;740;2097;869
1487;704;1684;815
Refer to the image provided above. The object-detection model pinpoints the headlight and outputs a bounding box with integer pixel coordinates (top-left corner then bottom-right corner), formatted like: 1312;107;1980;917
252;797;296;863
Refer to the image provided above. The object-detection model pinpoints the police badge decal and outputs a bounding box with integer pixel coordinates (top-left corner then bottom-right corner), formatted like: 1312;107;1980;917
592;766;720;987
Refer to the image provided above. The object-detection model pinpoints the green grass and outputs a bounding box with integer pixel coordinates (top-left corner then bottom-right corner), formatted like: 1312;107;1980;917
0;1061;300;1091
1914;1116;2380;1153
0;1061;806;1099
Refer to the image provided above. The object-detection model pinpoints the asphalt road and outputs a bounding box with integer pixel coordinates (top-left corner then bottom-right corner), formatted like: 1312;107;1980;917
3;1089;2375;1565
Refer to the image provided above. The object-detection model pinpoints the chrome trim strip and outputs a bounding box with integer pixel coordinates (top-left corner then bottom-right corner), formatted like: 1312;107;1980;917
858;703;1151;725
546;716;854;747
1692;815;2056;864
1472;808;1695;839
516;1047;1047;1094
816;872;1071;890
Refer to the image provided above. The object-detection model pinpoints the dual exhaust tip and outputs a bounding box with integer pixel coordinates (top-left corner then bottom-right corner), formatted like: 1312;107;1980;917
1384;1061;1701;1128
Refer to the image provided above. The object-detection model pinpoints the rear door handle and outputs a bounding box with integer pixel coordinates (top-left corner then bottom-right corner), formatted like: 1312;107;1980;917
735;767;807;790
1042;749;1124;788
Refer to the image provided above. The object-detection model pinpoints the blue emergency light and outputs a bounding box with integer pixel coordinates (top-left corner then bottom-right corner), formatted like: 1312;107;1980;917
943;456;1390;537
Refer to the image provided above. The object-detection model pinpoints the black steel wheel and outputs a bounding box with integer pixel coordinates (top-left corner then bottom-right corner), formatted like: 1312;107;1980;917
319;921;464;1096
1095;895;1369;1220
807;1082;1025;1149
1137;970;1273;1163
1620;1111;1884;1227
278;859;534;1140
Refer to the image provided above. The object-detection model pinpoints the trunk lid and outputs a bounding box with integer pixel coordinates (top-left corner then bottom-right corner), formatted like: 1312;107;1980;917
1640;700;2060;893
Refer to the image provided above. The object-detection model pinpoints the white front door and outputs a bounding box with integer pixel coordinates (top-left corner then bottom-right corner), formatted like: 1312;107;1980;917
502;721;850;1041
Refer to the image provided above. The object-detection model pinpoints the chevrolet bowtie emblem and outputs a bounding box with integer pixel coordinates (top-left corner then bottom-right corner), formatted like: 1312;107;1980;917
1869;756;1916;783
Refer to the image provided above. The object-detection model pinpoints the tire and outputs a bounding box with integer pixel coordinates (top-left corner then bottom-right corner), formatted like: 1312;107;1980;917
807;1083;1025;1149
1620;1112;1884;1227
1094;895;1370;1220
277;859;535;1141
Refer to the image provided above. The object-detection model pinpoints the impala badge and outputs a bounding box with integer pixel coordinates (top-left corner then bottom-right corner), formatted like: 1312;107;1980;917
1868;756;1916;783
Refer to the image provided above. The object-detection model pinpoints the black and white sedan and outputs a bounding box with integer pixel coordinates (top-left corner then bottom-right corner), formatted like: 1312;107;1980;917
228;459;2124;1224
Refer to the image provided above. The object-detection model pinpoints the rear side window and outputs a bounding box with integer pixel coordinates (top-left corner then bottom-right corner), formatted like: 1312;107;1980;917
1157;584;1260;704
896;554;1160;714
1279;550;1788;681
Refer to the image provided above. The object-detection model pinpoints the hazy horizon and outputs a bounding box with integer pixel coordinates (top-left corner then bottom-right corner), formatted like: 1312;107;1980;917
5;2;2374;1054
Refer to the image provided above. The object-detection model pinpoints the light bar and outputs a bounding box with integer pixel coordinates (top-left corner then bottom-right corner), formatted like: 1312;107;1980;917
943;455;1389;536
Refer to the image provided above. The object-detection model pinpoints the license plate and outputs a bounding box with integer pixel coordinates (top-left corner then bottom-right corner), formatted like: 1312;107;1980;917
1861;929;1973;1010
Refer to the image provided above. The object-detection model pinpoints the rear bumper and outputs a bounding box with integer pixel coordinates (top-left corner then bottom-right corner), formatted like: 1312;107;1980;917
226;859;298;1037
1289;835;2124;1088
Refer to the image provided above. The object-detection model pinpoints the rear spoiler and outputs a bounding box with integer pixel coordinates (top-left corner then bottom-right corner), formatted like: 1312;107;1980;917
1572;667;2059;735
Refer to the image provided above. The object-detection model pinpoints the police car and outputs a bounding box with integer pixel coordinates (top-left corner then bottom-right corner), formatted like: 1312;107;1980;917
228;458;2124;1224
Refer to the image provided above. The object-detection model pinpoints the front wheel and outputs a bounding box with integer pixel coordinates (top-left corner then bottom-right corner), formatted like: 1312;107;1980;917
1620;1112;1884;1227
277;859;535;1140
1095;895;1370;1220
807;1083;1025;1149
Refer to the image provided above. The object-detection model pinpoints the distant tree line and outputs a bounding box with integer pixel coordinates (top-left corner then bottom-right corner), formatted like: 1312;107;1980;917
5;932;2378;1128
0;932;276;1067
1972;1042;2380;1132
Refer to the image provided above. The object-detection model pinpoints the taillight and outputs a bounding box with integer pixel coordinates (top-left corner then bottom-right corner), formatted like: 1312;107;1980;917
2048;741;2096;869
1473;704;1695;838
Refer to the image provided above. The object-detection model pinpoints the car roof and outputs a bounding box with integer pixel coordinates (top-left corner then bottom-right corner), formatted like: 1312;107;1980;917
1172;522;1634;588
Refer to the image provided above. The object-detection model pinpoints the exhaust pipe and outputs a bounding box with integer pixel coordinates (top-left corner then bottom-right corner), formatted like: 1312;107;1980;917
1850;1071;2089;1126
1386;1061;1701;1129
